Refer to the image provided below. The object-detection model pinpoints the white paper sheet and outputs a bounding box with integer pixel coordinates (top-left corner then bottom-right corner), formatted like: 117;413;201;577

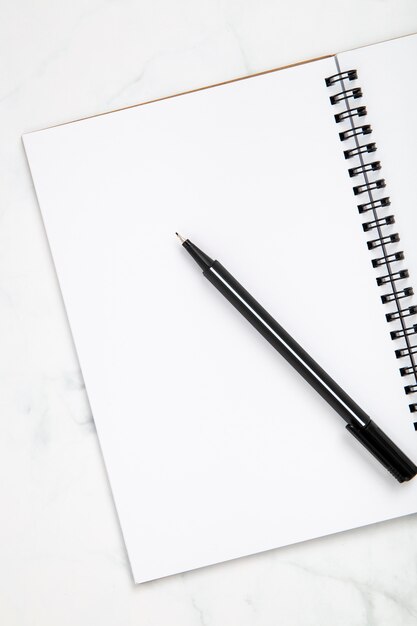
23;46;417;583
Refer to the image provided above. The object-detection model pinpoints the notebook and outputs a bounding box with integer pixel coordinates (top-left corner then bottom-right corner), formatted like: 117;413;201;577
23;33;417;583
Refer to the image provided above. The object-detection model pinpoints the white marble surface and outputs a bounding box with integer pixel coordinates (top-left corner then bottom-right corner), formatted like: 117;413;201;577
2;1;417;624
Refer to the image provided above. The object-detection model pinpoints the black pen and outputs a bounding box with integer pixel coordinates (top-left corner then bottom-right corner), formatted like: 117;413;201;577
176;233;417;483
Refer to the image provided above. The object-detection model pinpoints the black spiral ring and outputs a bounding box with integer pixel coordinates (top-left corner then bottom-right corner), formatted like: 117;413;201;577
330;87;362;104
326;68;417;422
386;306;417;322
325;70;358;86
349;161;381;177
335;106;367;123
344;143;376;159
363;215;395;232
339;124;372;141
358;197;391;214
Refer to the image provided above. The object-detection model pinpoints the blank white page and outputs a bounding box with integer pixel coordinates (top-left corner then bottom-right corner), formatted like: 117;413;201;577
23;53;417;584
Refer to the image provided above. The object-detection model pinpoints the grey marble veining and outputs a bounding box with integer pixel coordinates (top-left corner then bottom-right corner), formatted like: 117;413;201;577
1;1;417;624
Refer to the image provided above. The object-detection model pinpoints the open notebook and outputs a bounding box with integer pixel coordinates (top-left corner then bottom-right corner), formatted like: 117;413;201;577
23;33;417;583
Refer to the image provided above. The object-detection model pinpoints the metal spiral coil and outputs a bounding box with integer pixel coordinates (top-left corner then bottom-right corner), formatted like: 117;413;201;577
326;68;417;423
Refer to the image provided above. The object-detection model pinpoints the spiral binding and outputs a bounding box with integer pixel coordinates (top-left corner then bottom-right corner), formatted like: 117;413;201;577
326;66;417;424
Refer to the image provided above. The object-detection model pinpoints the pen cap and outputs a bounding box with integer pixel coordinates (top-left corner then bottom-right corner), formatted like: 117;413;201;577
346;421;417;483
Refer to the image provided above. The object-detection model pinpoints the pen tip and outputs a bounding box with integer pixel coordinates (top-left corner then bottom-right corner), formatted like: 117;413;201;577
175;232;186;244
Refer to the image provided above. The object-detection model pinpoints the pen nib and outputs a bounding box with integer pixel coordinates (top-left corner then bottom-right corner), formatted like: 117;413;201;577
175;232;186;244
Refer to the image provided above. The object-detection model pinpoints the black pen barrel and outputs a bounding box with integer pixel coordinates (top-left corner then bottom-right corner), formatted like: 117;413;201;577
179;237;417;482
204;260;370;429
